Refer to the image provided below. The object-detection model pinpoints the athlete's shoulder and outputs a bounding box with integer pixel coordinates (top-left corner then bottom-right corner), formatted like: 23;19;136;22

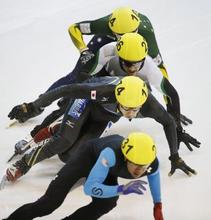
139;55;154;72
98;14;111;22
139;56;163;87
137;13;154;33
87;14;113;34
84;76;121;86
94;134;124;148
145;55;155;65
101;134;124;143
138;12;152;23
90;134;123;155
100;42;116;57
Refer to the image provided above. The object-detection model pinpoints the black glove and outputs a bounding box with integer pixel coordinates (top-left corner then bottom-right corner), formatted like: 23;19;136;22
180;113;193;126
31;98;70;137
177;127;201;151
8;102;43;123
30;124;44;137
169;153;197;176
80;49;95;65
30;107;65;137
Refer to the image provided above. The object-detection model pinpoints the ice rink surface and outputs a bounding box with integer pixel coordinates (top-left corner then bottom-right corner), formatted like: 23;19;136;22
0;0;211;219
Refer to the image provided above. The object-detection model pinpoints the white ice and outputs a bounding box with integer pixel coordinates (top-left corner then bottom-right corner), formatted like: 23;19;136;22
0;0;211;219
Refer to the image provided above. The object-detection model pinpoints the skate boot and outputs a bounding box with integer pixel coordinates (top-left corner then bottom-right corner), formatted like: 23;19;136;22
7;138;35;162
14;139;30;154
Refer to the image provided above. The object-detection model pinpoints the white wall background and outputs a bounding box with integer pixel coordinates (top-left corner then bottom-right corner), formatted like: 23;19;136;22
0;0;211;219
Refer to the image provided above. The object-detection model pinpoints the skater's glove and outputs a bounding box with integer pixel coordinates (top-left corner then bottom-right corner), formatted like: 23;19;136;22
80;48;95;65
8;102;43;123
168;153;197;176
180;113;193;126
177;127;201;151
153;202;164;220
117;180;147;195
31;124;44;137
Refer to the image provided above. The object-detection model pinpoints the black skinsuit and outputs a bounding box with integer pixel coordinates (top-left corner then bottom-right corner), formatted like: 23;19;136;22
20;76;177;172
6;135;159;220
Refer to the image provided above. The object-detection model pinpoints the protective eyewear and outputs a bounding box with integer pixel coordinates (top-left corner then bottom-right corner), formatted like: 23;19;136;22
128;160;150;169
120;104;141;112
120;59;145;69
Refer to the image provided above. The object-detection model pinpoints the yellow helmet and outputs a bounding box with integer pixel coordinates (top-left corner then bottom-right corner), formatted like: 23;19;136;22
121;132;156;165
115;76;148;108
116;33;148;62
109;7;140;34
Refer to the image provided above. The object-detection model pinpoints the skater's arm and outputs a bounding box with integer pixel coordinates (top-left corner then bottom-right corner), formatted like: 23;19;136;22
147;162;161;203
84;147;118;198
33;82;116;109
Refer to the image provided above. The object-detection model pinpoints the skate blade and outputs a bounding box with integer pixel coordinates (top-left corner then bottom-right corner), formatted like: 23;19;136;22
5;120;18;129
0;175;8;190
7;153;17;163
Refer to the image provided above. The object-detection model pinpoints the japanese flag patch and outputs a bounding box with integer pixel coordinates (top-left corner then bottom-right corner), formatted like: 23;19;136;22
91;90;97;100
